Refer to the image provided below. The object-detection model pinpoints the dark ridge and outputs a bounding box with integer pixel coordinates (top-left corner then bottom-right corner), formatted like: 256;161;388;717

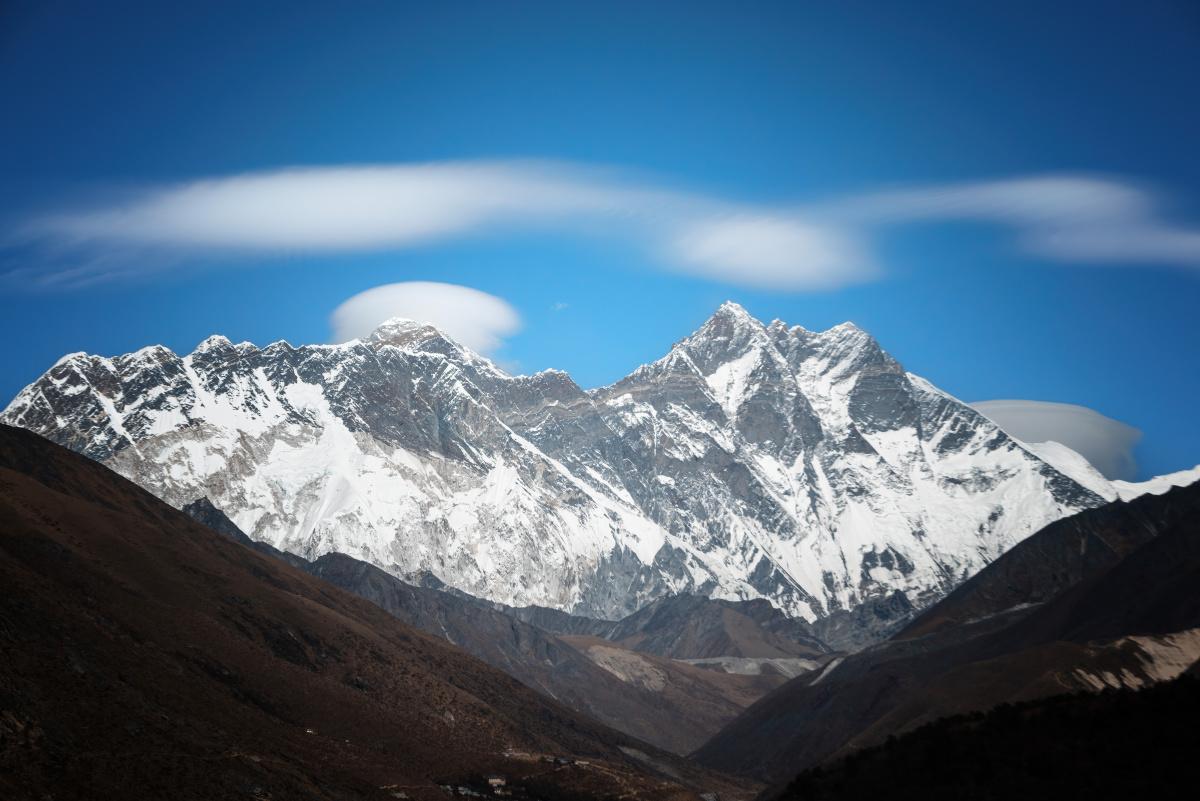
691;479;1200;787
305;553;788;755
899;481;1200;640
503;594;829;660
771;674;1200;801
182;497;311;569
0;424;756;800
181;497;793;755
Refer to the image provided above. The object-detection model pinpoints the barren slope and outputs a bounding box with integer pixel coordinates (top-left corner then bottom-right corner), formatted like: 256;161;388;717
0;425;756;801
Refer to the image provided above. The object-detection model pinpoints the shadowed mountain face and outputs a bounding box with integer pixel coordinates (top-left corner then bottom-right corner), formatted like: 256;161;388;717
502;594;829;660
0;425;756;801
692;480;1200;788
558;636;792;740
181;497;801;755
306;552;797;755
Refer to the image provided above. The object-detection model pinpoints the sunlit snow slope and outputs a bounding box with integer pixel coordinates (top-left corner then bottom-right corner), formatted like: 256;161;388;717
2;304;1109;641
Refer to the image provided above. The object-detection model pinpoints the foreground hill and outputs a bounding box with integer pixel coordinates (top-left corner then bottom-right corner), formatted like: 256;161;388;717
693;479;1200;787
773;674;1200;801
2;303;1107;646
0;424;754;800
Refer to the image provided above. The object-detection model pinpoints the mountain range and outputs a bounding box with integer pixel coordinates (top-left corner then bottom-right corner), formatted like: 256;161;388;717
1;303;1141;648
5;302;1200;799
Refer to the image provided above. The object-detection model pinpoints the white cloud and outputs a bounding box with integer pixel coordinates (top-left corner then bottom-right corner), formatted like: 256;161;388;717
837;175;1200;267
330;281;521;355
5;162;878;290
15;163;1200;290
30;163;602;251
671;214;876;289
968;399;1143;480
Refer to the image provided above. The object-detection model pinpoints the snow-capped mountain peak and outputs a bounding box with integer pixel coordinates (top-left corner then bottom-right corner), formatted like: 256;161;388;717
3;306;1114;646
365;317;447;349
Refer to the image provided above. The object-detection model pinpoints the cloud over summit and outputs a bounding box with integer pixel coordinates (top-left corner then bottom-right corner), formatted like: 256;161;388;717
330;281;522;356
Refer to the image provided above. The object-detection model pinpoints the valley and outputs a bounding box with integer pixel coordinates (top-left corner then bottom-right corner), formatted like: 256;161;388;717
3;307;1199;800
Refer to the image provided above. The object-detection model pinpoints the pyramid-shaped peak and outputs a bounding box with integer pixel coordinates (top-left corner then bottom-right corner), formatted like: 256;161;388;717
191;334;235;355
822;320;869;340
48;351;91;370
695;302;768;337
368;316;438;336
713;300;755;321
121;343;179;365
365;317;451;350
671;302;777;377
696;303;875;342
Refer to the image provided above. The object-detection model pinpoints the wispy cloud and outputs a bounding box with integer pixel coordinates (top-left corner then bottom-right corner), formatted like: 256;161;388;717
839;176;1200;267
12;162;1200;289
330;281;521;355
670;213;876;289
969;399;1143;480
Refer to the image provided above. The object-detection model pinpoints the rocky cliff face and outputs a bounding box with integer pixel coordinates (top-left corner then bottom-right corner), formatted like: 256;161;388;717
2;303;1106;642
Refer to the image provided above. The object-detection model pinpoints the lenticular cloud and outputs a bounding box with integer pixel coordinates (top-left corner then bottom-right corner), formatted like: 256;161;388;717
968;399;1143;480
330;281;522;356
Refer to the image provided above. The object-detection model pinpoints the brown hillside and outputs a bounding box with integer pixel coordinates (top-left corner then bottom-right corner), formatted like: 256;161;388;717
0;425;756;801
559;636;788;752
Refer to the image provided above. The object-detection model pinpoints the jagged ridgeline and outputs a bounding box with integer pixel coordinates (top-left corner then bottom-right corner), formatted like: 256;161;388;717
1;304;1106;646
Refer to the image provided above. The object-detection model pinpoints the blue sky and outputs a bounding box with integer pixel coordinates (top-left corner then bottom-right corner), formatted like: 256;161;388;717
2;0;1199;480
